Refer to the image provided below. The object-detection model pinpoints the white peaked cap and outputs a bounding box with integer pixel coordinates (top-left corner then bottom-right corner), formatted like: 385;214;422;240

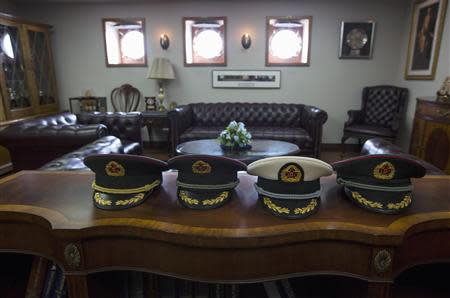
247;156;333;181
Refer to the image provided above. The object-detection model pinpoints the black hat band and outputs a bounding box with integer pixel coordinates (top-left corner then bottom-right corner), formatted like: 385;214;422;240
176;179;239;190
92;179;160;194
336;178;413;192
255;184;321;200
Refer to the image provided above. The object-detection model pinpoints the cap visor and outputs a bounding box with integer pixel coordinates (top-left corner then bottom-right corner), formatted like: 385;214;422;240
260;195;319;219
344;187;412;214
93;190;152;210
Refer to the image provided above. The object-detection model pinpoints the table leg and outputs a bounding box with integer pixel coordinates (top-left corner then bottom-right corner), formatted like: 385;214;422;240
367;281;392;298
66;274;89;298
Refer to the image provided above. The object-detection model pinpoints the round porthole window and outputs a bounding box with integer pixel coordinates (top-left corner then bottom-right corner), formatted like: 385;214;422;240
193;29;223;59
1;33;14;59
121;30;145;60
270;29;302;59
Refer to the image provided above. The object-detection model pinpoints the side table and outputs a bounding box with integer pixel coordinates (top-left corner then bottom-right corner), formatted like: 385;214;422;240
142;111;171;152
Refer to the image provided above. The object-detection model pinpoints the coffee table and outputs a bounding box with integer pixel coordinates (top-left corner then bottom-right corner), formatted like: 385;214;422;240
175;139;300;163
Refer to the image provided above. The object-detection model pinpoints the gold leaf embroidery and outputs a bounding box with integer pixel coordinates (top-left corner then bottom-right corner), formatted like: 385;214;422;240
351;191;383;209
263;197;290;214
294;199;318;214
115;193;145;206
179;190;199;205
387;195;412;210
202;192;229;205
94;193;112;206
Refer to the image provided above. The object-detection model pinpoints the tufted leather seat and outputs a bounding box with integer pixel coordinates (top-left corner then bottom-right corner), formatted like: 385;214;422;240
169;102;327;157
39;136;133;171
341;86;408;151
361;138;444;175
0;112;143;171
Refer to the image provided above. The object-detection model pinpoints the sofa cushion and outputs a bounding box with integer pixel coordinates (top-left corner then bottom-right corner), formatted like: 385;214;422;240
180;126;313;148
344;124;395;138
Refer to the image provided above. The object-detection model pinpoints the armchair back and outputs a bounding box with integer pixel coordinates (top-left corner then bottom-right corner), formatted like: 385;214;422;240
362;86;408;131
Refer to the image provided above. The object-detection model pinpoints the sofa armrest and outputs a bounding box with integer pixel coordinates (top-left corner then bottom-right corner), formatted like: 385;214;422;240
300;105;328;158
168;105;193;154
345;110;364;127
120;142;142;155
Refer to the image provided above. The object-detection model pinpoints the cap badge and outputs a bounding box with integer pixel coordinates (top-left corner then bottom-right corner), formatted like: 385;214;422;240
373;161;395;180
105;161;125;177
192;160;212;174
279;164;302;183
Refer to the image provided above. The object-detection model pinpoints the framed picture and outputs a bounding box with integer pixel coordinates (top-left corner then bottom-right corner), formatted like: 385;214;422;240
339;21;375;59
212;70;281;89
183;17;227;66
405;0;448;80
266;16;312;66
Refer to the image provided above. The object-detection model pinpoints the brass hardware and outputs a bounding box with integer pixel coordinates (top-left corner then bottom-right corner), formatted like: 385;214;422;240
373;249;392;273
64;243;81;269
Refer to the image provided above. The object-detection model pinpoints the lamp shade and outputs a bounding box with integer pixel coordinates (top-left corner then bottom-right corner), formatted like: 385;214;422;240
147;57;175;80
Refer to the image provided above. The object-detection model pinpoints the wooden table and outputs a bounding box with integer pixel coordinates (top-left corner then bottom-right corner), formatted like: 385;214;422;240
0;171;449;298
176;139;300;164
142;111;171;151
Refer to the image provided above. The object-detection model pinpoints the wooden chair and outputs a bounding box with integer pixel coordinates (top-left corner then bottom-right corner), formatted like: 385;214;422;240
110;84;142;112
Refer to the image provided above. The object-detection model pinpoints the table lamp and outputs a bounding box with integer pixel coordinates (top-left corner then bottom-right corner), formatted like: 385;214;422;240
147;57;175;111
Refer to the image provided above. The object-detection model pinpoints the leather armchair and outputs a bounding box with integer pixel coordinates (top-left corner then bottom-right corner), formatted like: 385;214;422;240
361;138;444;175
0;112;143;171
342;85;408;151
168;102;328;157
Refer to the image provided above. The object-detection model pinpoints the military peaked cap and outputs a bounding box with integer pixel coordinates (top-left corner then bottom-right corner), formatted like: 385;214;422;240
168;155;247;210
247;156;333;219
84;154;168;210
332;154;426;214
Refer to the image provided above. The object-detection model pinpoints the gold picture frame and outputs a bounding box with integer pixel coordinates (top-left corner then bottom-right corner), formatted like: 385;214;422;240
404;0;448;80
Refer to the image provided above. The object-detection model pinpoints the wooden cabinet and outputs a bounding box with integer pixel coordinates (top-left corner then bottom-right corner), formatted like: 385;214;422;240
0;15;58;122
410;97;450;174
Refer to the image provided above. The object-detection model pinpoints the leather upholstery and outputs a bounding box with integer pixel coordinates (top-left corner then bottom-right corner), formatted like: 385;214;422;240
342;86;408;147
40;136;138;171
169;102;327;157
361;138;444;175
0;112;143;171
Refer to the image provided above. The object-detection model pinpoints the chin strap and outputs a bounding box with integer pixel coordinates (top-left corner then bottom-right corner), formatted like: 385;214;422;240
254;184;320;200
176;179;239;190
336;177;413;192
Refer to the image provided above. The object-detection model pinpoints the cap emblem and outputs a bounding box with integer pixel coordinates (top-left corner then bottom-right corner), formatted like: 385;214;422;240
192;160;212;174
373;161;395;180
279;163;302;183
105;161;125;177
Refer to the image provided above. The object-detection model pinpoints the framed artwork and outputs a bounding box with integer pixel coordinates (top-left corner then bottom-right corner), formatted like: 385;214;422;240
266;16;312;66
212;70;281;89
339;21;375;59
405;0;448;80
102;18;147;67
183;17;226;66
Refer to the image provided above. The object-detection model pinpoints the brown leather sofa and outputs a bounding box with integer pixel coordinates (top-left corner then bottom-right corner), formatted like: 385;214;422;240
361;138;444;175
0;112;143;171
168;102;328;157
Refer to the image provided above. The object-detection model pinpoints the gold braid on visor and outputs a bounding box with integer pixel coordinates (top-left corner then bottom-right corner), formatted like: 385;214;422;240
92;180;161;194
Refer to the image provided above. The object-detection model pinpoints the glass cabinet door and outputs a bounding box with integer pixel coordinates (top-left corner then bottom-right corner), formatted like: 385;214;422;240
0;21;33;119
26;26;57;110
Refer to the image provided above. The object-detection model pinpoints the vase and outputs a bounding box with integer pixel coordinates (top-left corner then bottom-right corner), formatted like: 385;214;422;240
220;144;252;152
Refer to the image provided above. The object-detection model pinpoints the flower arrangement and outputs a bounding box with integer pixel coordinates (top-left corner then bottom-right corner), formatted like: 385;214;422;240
218;121;252;150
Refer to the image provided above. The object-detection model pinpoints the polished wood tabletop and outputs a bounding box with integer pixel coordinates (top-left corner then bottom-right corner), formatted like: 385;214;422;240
0;171;448;297
175;139;300;164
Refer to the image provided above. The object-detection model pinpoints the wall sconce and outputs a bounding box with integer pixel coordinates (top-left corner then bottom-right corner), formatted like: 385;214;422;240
241;33;251;49
160;34;170;50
